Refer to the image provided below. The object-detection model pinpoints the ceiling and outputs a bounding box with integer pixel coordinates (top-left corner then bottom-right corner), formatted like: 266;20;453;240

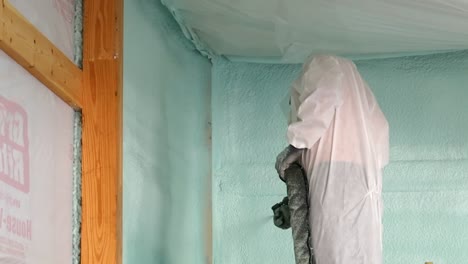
162;0;468;63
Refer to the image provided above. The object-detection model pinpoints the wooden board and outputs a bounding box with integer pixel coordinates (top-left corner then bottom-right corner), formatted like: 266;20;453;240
0;0;123;262
81;0;123;263
0;0;82;109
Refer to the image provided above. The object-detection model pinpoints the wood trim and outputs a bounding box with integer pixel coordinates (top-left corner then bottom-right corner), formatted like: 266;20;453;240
81;0;122;263
0;0;123;263
0;0;83;109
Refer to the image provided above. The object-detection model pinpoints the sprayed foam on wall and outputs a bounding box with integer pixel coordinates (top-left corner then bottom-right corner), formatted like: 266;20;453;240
212;51;468;264
123;0;211;263
71;1;83;262
73;0;83;68
72;111;82;264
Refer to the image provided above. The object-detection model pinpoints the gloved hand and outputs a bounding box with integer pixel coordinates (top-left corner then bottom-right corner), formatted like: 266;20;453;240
275;145;304;181
272;197;291;229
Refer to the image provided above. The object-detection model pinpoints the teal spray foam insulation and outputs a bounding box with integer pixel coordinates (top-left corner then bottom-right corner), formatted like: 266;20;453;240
212;50;468;263
72;111;82;264
73;0;83;68
123;0;211;263
212;57;299;264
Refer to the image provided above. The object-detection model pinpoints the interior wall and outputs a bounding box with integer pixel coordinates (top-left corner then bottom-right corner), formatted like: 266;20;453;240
212;51;468;264
0;51;74;263
123;0;211;263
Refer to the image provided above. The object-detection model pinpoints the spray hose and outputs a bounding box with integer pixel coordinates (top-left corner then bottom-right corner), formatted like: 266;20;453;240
272;163;315;264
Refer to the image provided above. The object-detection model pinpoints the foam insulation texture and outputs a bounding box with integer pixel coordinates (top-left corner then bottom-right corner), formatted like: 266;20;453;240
212;50;468;264
71;1;83;262
162;0;468;63
72;111;82;264
73;0;83;68
123;0;211;263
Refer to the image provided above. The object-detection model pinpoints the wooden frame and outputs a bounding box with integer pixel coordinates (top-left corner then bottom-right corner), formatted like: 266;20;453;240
0;0;123;263
0;0;83;108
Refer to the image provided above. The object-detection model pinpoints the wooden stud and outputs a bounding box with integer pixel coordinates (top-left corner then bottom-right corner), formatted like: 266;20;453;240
81;0;122;263
0;0;83;109
0;0;123;262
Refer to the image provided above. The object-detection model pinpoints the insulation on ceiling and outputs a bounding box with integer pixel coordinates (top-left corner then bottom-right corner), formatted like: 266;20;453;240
162;0;468;63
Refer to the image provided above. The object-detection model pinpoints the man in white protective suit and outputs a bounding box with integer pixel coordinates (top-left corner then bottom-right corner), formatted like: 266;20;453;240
275;55;389;264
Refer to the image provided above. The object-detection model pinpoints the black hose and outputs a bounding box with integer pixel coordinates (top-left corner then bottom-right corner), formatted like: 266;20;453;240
284;163;313;264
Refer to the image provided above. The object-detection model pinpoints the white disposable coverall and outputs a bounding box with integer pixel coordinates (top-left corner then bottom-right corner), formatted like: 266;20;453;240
288;55;389;264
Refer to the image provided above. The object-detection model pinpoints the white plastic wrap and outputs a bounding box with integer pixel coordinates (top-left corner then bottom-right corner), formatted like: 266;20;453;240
288;55;389;263
9;0;75;61
163;0;468;62
0;51;73;264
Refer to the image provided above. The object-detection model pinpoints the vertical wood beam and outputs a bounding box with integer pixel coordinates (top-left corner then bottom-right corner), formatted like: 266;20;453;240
81;0;122;262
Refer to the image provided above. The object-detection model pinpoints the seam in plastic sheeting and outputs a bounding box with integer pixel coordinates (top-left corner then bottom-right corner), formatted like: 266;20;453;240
72;111;82;264
226;50;463;64
160;0;216;59
73;0;83;68
158;2;460;64
159;0;468;63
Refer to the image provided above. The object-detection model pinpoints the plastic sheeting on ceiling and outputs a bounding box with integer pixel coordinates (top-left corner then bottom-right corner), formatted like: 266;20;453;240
162;0;468;63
